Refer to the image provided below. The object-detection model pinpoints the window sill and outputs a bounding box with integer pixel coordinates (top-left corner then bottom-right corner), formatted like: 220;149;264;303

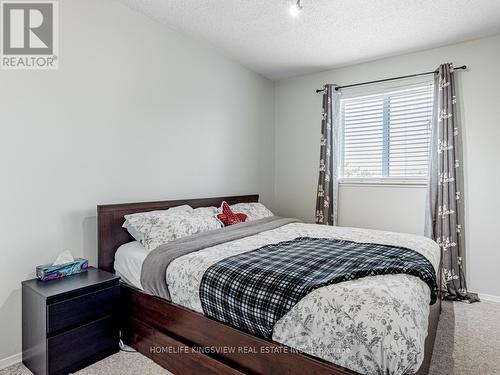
338;179;428;188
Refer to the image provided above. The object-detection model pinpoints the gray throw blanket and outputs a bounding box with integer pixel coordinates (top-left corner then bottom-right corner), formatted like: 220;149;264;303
140;216;299;299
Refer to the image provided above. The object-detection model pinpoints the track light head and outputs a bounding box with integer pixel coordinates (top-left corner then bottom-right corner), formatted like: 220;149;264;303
289;0;303;17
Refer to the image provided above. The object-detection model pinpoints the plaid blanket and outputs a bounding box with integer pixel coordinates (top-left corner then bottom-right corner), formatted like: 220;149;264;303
199;237;437;339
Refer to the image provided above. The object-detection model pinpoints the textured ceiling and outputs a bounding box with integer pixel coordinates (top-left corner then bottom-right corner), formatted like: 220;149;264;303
120;0;500;80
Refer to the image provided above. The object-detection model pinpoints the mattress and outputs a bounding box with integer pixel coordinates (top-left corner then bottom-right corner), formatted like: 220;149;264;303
114;241;147;290
114;223;440;375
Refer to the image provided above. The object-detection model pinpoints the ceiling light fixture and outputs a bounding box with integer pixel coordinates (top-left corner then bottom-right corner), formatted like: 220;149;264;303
289;0;303;17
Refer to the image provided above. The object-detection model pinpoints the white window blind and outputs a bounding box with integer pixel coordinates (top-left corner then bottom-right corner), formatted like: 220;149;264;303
340;84;433;182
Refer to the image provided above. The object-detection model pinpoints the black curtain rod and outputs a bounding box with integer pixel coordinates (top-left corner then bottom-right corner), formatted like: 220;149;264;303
315;65;467;93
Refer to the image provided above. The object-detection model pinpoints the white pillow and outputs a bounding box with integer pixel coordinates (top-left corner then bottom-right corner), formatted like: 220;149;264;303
193;206;218;215
230;203;273;221
123;205;221;251
122;204;193;243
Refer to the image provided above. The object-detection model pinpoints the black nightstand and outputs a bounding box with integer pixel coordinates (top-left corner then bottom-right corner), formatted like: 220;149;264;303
22;267;120;375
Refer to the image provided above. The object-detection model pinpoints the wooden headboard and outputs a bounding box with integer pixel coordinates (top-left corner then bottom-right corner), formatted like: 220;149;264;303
97;194;259;273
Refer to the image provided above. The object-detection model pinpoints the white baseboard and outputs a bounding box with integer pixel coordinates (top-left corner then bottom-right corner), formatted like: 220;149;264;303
478;293;500;303
0;352;21;370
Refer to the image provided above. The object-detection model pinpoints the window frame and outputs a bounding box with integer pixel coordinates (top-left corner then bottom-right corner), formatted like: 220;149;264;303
337;79;434;186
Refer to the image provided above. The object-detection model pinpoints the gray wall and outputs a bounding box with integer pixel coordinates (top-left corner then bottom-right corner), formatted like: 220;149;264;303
0;0;275;362
275;34;500;298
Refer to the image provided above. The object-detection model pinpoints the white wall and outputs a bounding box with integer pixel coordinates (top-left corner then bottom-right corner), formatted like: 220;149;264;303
275;35;500;297
337;184;427;235
0;0;275;363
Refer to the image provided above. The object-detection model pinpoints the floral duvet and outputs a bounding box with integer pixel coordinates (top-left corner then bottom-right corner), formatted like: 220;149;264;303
164;223;440;375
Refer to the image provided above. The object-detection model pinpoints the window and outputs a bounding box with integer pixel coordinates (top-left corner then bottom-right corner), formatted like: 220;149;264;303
339;84;433;183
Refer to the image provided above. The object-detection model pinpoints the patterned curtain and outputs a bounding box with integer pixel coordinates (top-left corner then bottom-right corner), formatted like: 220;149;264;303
425;63;478;302
315;84;340;226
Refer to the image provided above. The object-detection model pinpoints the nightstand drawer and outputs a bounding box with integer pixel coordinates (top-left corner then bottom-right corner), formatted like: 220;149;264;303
47;284;119;334
47;315;118;375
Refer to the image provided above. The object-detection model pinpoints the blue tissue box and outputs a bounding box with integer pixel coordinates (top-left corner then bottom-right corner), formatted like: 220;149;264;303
36;258;88;281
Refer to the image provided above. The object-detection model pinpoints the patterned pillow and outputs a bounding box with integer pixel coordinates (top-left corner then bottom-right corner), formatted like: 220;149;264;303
216;201;247;226
122;205;193;242
123;206;221;251
229;203;273;221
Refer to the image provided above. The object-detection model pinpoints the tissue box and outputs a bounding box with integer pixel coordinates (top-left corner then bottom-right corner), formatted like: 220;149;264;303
36;258;89;281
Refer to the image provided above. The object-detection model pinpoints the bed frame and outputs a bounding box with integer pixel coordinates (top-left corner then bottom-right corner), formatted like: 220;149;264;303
97;194;441;375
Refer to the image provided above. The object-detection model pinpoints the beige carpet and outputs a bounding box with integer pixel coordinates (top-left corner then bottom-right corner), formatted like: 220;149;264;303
0;350;172;375
2;300;499;375
428;300;500;375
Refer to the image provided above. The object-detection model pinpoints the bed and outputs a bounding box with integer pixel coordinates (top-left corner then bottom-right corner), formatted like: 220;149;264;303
97;194;441;375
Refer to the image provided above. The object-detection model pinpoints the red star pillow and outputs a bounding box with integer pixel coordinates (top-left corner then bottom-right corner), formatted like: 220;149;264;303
217;201;247;226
